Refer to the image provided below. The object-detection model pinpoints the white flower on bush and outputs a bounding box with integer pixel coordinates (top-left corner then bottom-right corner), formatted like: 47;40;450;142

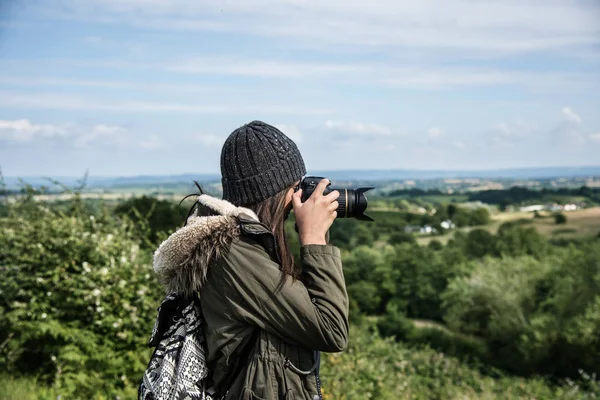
100;267;109;275
136;287;147;296
41;313;47;319
83;262;91;273
89;215;95;221
120;256;127;264
92;288;101;297
130;244;139;261
46;291;52;297
96;306;104;313
106;233;114;242
36;277;44;283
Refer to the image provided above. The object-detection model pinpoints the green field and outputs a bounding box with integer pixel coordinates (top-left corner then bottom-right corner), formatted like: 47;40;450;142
417;207;600;245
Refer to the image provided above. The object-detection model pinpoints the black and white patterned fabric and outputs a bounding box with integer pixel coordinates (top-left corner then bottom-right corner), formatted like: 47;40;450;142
139;293;215;400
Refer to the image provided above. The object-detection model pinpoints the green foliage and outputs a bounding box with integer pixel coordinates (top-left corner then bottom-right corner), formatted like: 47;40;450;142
114;195;186;247
389;231;417;245
469;185;600;206
465;229;495;258
442;245;600;378
555;212;568;224
2;187;599;398
0;196;161;398
0;374;58;400
320;323;600;400
494;223;548;259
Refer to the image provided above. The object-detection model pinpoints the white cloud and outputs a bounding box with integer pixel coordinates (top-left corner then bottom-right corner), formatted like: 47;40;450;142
428;127;443;138
382;68;594;89
589;133;600;143
193;134;225;146
73;124;127;148
487;120;538;146
51;0;600;57
168;58;362;78
275;125;303;143
550;106;586;145
0;91;333;115
491;121;537;138
0;119;69;141
562;106;582;125
0;119;132;148
325;120;392;136
0;75;220;93
453;141;465;149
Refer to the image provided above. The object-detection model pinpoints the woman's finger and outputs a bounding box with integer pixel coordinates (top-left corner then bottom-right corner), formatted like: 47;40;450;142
312;179;330;198
329;201;339;211
324;190;340;203
292;189;303;209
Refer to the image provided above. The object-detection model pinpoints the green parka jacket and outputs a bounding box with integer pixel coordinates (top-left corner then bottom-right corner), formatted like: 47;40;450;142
153;194;349;400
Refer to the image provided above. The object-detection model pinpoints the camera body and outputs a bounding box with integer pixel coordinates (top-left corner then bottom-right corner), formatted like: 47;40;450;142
297;176;374;221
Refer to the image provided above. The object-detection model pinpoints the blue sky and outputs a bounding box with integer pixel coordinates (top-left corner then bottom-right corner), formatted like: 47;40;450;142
1;0;599;177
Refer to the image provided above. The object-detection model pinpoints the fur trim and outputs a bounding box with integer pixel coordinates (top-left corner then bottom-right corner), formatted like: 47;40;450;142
153;195;259;296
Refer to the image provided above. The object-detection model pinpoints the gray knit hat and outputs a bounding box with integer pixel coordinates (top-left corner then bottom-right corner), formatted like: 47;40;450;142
220;120;306;206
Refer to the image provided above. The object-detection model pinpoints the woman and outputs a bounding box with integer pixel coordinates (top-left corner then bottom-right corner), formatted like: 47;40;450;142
153;121;349;400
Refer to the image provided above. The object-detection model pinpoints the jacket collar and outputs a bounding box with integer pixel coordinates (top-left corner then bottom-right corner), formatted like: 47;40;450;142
153;195;268;296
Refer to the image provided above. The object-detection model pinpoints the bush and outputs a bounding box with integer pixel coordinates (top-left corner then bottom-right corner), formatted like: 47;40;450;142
320;323;600;400
114;195;186;247
554;213;568;225
389;232;416;245
0;198;161;398
442;245;600;378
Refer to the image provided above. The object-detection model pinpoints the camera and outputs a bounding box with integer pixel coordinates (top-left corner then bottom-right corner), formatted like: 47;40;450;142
297;176;374;221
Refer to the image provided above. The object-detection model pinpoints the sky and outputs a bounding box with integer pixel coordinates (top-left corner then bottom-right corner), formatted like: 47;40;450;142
0;0;599;177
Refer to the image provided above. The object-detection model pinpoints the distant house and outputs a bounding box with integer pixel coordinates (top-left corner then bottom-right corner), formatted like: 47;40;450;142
404;225;421;234
404;225;438;235
441;220;456;230
519;205;545;212
420;225;437;235
563;204;578;211
547;203;563;212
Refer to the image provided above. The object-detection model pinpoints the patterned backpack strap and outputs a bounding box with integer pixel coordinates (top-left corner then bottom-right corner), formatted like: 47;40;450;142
139;293;213;400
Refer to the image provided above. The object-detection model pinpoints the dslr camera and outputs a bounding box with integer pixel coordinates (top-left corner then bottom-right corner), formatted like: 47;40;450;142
297;176;374;221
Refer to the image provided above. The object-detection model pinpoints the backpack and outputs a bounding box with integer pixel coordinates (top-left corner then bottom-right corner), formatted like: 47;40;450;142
139;293;216;400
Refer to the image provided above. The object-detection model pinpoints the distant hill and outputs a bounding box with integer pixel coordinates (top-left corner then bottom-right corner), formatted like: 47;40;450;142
308;167;600;181
4;167;600;190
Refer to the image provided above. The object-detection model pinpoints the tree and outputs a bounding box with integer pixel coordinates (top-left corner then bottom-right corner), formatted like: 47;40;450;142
554;213;567;225
353;224;375;246
470;208;491;226
447;204;458;220
389;232;416;245
465;229;495;258
114;196;185;246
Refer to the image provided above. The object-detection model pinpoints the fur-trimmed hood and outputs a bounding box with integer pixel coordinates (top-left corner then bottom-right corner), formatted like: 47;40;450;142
153;195;260;296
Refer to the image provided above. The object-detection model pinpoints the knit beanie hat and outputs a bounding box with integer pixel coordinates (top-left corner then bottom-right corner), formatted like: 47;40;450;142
220;120;306;206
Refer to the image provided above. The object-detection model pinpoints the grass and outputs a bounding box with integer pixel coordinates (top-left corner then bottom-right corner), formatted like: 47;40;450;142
0;375;57;400
417;207;600;245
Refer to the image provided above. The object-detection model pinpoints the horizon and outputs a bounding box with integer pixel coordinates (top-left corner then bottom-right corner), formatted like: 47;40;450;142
1;1;599;176
4;165;600;181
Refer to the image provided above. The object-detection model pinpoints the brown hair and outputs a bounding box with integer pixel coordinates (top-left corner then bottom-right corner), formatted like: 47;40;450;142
247;185;298;280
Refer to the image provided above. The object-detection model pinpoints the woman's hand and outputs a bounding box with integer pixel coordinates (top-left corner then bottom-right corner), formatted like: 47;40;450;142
292;179;340;245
